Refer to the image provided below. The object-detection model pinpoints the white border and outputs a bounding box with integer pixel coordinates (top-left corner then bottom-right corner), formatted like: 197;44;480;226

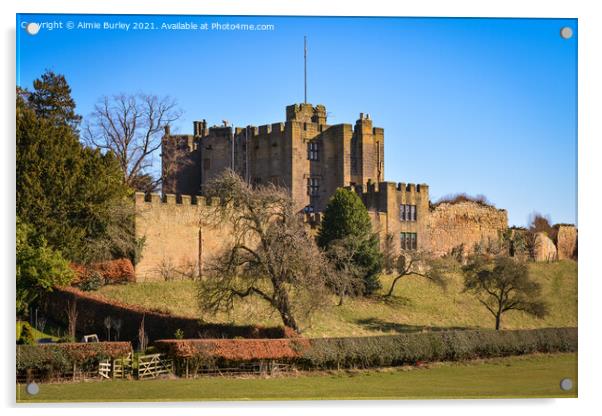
2;1;601;415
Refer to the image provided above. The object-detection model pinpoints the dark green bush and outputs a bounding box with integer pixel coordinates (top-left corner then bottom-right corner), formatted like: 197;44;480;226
299;328;577;369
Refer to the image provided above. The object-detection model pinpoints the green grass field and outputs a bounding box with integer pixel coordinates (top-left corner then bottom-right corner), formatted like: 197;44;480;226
17;353;577;402
96;260;577;337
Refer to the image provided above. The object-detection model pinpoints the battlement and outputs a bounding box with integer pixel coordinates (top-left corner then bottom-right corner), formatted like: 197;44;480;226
286;103;327;124
134;192;222;207
355;181;429;195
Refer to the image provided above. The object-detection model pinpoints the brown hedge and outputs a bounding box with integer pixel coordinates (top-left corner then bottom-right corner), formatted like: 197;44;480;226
70;259;135;285
155;338;310;361
43;286;289;342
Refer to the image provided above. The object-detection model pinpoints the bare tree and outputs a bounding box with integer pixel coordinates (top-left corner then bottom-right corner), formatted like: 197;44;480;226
83;93;182;189
197;170;331;332
382;233;396;274
326;236;370;306
66;300;78;341
385;250;450;297
112;318;122;341
138;315;148;352
103;316;112;341
462;255;547;330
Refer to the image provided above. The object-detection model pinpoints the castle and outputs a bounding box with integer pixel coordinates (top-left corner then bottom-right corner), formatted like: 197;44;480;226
162;103;384;213
133;103;573;281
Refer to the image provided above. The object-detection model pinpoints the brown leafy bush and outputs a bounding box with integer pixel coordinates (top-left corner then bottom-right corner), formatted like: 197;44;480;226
155;338;310;361
70;258;135;286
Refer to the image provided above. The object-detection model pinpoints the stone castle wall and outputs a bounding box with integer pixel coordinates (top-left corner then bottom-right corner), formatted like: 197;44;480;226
133;190;508;281
556;225;577;260
426;201;509;256
134;192;233;282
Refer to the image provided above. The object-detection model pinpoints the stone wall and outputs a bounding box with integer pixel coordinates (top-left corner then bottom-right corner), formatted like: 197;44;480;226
534;232;558;262
134;192;232;282
426;202;508;256
556;225;578;260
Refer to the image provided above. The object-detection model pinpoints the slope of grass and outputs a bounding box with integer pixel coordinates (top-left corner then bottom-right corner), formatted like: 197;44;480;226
17;353;577;402
16;321;60;342
96;260;577;337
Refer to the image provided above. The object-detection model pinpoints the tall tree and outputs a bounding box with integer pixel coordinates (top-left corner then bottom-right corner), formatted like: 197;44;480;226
83;93;182;189
317;188;383;295
26;70;82;130
17;74;136;263
197;170;331;332
462;255;548;330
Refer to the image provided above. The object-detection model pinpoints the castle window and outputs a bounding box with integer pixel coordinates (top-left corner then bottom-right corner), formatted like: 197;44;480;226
308;141;319;161
400;232;418;250
307;177;320;196
203;158;211;170
400;204;417;221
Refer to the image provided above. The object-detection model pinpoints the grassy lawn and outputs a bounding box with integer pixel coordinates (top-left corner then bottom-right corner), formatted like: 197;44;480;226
17;353;577;402
96;260;577;337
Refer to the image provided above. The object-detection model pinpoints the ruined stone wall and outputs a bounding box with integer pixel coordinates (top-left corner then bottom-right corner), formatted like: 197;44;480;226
556;225;578;260
134;192;233;282
426;202;508;256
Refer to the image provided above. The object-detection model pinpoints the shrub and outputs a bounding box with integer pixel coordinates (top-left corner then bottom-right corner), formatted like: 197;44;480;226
78;270;104;291
432;193;494;208
16;218;74;314
300;328;577;369
93;259;135;284
17;322;36;345
16;342;132;378
70;259;135;288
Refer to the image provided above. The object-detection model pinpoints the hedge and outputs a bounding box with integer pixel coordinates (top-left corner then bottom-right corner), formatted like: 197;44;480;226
300;327;577;369
42;286;290;342
155;338;310;361
155;327;577;373
16;342;132;378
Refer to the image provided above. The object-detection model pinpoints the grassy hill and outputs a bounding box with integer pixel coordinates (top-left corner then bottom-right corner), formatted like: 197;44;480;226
96;260;577;338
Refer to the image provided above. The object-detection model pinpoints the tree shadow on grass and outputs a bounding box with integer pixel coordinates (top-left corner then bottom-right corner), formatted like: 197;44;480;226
369;294;413;307
354;317;472;334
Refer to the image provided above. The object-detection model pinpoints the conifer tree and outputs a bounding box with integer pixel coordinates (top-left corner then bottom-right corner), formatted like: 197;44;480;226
317;188;383;295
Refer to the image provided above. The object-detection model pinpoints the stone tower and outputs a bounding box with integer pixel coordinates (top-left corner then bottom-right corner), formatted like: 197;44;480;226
162;103;385;212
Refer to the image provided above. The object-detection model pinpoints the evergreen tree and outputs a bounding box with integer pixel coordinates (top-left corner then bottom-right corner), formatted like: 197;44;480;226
317;188;383;294
27;70;82;131
16;73;137;264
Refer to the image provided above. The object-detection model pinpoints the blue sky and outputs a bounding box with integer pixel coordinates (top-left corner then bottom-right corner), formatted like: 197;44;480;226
16;14;577;226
